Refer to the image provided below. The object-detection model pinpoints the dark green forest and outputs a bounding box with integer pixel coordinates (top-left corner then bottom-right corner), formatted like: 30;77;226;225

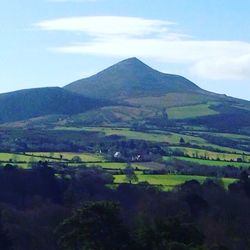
0;163;249;250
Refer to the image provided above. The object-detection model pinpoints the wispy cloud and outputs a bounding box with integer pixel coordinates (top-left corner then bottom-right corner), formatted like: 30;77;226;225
37;16;176;38
36;16;250;81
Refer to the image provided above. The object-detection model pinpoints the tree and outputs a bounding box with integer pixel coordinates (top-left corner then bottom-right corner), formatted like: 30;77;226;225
28;156;35;168
56;201;131;250
60;154;63;161
0;210;12;250
124;164;138;184
71;156;82;163
240;170;249;183
135;217;204;250
179;137;185;144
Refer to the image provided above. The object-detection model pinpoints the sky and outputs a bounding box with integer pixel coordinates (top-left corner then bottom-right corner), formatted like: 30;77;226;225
1;0;250;100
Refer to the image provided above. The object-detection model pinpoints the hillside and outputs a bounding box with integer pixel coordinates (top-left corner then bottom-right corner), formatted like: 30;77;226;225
0;87;108;123
64;57;205;100
63;58;250;131
1;58;250;132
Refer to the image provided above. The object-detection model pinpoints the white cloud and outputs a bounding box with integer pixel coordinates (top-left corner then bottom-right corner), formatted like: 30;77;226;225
191;54;250;80
37;16;175;38
36;16;250;81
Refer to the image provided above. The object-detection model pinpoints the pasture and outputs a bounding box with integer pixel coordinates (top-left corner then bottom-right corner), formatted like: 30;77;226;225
169;146;250;162
163;156;250;168
114;174;236;190
167;103;218;120
57;126;206;145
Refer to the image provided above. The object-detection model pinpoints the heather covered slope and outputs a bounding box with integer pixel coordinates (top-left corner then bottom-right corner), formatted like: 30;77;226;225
64;57;205;100
0;87;108;123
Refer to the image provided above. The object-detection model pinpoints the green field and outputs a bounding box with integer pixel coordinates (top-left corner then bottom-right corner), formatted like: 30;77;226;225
56;126;206;145
167;104;218;120
28;152;105;162
163;156;250;168
169;146;250;162
85;162;149;170
114;174;236;190
198;131;250;141
0;153;45;162
126;93;215;109
0;152;152;171
0;152;106;169
54;126;250;156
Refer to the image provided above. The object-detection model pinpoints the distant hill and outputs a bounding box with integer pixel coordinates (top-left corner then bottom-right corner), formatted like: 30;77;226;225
0;87;107;123
62;57;250;131
1;58;250;132
64;57;205;100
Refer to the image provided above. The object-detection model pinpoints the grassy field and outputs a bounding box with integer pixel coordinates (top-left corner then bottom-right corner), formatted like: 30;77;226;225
0;152;152;171
167;104;218;120
0;153;45;162
126;93;215;109
85;162;149;170
163;156;250;168
0;152;106;170
56;126;206;145
54;126;250;155
146;129;250;154
198;131;250;141
114;174;236;190
169;146;250;162
28;152;105;162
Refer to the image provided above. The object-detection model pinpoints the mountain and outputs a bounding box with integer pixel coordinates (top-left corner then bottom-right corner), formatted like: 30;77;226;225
1;57;250;132
63;58;250;130
64;57;205;100
0;87;107;123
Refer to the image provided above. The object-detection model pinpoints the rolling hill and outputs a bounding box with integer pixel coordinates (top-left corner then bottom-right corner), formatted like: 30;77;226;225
0;87;108;123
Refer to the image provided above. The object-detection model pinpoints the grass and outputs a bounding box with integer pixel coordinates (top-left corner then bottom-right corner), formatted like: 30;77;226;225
126;93;215;109
169;146;250;162
56;126;206;145
0;153;45;162
54;126;250;155
163;156;250;168
199;131;250;141
167;104;218;120
85;162;149;170
26;152;105;162
114;174;236;190
0;152;106;169
75;106;157;125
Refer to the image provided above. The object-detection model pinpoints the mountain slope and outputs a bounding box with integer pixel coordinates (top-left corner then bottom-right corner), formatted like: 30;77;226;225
63;57;250;131
0;87;107;123
64;57;205;100
1;57;250;132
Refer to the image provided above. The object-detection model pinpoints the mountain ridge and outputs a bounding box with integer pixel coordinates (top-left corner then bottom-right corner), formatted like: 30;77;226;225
0;87;108;123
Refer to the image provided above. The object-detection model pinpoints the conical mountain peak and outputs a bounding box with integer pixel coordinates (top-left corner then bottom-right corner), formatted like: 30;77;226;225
64;58;203;100
102;57;153;74
116;57;146;66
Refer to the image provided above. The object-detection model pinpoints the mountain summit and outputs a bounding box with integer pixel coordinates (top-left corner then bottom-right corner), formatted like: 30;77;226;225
64;57;203;100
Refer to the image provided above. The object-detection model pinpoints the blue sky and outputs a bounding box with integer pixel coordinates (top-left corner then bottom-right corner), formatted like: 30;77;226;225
1;0;250;99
